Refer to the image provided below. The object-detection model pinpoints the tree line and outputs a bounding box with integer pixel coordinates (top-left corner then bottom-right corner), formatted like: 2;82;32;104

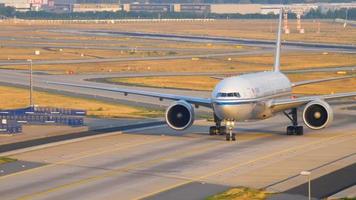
125;0;354;3
0;5;355;20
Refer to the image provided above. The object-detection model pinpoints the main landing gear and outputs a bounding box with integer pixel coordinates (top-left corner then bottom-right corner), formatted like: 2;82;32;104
283;108;304;135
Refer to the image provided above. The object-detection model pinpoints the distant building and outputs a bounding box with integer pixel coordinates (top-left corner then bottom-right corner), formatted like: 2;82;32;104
122;3;210;14
123;3;172;13
51;0;75;12
30;0;47;10
210;4;262;14
76;0;117;3
260;4;283;15
72;3;120;12
0;0;31;11
318;3;356;13
178;4;210;14
261;4;317;15
1;1;355;15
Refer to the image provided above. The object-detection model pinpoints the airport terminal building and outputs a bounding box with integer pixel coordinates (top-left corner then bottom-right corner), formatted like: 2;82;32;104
1;0;355;14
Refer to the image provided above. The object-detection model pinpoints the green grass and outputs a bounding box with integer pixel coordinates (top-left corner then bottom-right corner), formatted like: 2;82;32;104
0;157;17;165
206;187;270;200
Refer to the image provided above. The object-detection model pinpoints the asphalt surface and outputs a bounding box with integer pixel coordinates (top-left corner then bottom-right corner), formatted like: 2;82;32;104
0;42;213;53
0;50;270;66
5;29;355;53
147;154;356;200
79;30;356;52
281;163;356;199
0;121;165;153
0;160;44;176
0;102;354;200
143;182;229;200
2;29;355;68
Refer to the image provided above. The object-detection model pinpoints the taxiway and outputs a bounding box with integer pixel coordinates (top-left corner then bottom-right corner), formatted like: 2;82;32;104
0;101;355;200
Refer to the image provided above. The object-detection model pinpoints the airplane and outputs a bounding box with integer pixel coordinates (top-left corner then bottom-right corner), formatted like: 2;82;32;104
49;9;356;141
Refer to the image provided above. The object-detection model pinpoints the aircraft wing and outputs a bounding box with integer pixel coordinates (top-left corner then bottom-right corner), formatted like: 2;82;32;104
291;75;355;87
47;81;213;108
270;92;356;111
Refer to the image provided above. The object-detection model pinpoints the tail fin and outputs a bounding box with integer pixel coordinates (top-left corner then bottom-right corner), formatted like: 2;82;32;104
273;8;283;72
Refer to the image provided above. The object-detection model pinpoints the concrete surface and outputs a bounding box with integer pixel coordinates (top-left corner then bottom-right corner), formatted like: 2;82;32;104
0;118;155;146
64;30;356;52
0;51;269;66
0;101;354;200
0;120;164;154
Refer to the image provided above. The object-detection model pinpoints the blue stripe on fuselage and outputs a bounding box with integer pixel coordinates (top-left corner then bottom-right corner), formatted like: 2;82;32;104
214;100;255;105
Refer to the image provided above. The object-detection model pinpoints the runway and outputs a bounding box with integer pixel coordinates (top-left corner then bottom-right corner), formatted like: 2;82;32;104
0;42;215;53
77;30;356;52
0;102;355;200
1;28;355;71
0;50;270;66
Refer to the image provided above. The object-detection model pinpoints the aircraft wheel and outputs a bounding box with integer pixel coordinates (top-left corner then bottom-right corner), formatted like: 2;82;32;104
209;126;218;135
286;126;294;135
219;126;227;135
296;126;304;135
226;134;230;141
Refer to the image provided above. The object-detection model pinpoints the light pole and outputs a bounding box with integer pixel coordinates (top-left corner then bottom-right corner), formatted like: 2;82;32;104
300;171;311;200
27;59;33;107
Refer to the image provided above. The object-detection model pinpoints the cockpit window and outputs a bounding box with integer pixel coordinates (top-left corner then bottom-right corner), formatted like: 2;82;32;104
233;92;241;97
217;92;241;98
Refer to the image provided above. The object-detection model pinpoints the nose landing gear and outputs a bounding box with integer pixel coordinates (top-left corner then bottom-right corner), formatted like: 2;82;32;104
225;120;236;141
209;115;236;141
209;126;227;135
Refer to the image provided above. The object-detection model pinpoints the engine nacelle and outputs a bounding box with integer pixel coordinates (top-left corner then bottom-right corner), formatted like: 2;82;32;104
165;100;194;130
302;100;333;130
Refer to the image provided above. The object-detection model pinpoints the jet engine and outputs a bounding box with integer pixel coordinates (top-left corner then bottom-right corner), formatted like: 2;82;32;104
302;100;333;130
165;100;194;130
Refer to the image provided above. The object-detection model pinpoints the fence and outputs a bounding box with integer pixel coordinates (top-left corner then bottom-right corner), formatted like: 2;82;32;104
0;106;86;134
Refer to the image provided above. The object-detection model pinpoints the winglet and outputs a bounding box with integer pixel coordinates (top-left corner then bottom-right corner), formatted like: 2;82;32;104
273;8;283;72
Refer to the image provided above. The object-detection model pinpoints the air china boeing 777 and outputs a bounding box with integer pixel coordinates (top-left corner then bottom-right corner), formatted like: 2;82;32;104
50;9;356;141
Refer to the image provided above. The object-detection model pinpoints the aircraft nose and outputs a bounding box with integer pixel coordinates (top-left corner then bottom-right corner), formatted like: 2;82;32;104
214;103;252;121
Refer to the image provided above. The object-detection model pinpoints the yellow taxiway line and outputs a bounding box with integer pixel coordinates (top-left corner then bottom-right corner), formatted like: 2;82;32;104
14;133;274;200
6;131;353;200
15;137;232;200
135;132;355;200
0;135;172;181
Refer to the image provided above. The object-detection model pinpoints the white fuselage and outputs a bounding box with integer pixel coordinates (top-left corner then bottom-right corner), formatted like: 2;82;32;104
212;71;292;121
